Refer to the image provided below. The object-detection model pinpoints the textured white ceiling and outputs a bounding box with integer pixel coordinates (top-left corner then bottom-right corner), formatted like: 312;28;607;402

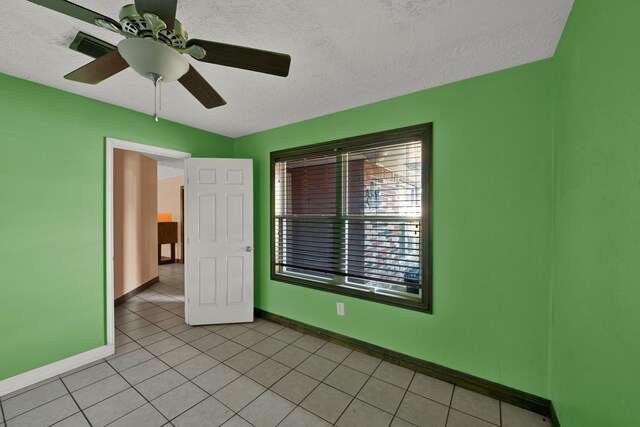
0;0;573;137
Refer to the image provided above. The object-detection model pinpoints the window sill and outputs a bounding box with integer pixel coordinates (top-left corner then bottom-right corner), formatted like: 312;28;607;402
271;271;432;314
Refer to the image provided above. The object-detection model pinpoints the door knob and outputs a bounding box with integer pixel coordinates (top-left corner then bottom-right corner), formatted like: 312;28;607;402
246;246;253;252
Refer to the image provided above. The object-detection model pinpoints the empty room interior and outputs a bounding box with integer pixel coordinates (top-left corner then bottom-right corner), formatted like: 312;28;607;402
0;0;638;426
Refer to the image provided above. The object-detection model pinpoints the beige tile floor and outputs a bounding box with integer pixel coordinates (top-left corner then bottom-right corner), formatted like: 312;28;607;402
0;264;553;427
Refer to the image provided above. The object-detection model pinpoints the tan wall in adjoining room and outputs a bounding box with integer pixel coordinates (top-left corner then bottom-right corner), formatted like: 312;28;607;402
114;149;158;300
158;175;184;260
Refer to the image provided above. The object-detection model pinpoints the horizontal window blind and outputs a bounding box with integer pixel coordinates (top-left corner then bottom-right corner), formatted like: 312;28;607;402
274;139;423;295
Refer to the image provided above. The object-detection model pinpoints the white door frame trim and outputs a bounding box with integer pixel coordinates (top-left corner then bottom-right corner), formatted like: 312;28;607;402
106;138;191;347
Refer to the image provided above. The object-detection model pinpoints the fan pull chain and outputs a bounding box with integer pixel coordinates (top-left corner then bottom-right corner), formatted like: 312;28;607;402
152;75;164;122
153;79;158;122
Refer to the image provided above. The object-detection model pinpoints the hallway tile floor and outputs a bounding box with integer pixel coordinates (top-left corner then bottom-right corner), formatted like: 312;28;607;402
0;264;552;427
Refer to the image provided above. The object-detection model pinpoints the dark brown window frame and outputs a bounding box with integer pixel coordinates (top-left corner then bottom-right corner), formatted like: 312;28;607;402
270;123;433;313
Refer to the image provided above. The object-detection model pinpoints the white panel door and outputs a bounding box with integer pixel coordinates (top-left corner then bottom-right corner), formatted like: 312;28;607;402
185;158;253;325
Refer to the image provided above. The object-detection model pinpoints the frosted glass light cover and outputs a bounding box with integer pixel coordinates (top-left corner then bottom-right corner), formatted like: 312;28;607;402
118;38;189;83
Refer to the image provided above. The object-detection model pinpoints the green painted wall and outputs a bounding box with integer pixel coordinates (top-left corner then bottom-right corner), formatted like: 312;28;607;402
235;60;554;397
550;1;640;425
6;3;637;420
0;73;233;381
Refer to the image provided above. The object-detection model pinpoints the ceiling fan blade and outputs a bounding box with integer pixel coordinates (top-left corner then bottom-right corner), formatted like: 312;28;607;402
26;0;120;29
178;65;226;109
64;50;129;84
187;39;291;77
69;32;116;59
135;0;178;31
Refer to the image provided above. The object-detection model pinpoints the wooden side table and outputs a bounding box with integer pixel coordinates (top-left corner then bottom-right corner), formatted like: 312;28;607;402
158;222;178;264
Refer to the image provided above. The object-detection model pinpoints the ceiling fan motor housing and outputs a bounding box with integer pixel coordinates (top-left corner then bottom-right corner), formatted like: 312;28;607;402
118;4;188;49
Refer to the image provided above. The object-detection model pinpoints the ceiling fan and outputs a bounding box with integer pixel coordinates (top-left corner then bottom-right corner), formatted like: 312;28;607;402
26;0;291;115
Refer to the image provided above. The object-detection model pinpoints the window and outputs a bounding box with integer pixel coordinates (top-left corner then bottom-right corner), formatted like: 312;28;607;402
271;124;432;312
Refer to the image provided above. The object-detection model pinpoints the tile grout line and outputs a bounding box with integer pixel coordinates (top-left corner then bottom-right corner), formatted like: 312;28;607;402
442;382;454;427
286;341;360;425
2;392;74;424
324;364;373;425
70;372;125;395
114;360;205;424
235;324;379;425
1;376;79;421
122;323;259;378
234;413;258;426
102;359;172;426
132;357;189;388
156;348;206;372
61;371;147;420
122;297;272;351
203;375;265;426
216;350;327;427
59;377;93;427
0;375;62;403
117;310;169;329
120;298;179;316
448;386;502;427
443;405;452;427
197;327;317;426
261;361;317;406
277;338;433;425
105;350;158;374
59;360;131;394
391;370;415;424
144;357;243;424
233;354;302;427
320;348;424;404
139;381;205;425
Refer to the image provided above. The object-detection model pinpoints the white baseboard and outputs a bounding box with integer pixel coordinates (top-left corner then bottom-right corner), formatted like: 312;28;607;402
0;344;114;397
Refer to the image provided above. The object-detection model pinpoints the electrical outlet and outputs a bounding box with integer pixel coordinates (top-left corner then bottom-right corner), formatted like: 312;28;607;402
336;302;345;316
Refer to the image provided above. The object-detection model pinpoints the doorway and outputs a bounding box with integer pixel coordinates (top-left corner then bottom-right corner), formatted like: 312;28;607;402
107;139;255;350
106;138;191;348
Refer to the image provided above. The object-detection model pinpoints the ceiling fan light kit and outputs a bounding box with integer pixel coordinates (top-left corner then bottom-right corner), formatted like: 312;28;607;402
118;38;188;83
27;0;292;120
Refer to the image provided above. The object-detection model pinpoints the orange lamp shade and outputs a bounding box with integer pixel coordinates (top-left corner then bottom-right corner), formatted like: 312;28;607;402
158;213;172;222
